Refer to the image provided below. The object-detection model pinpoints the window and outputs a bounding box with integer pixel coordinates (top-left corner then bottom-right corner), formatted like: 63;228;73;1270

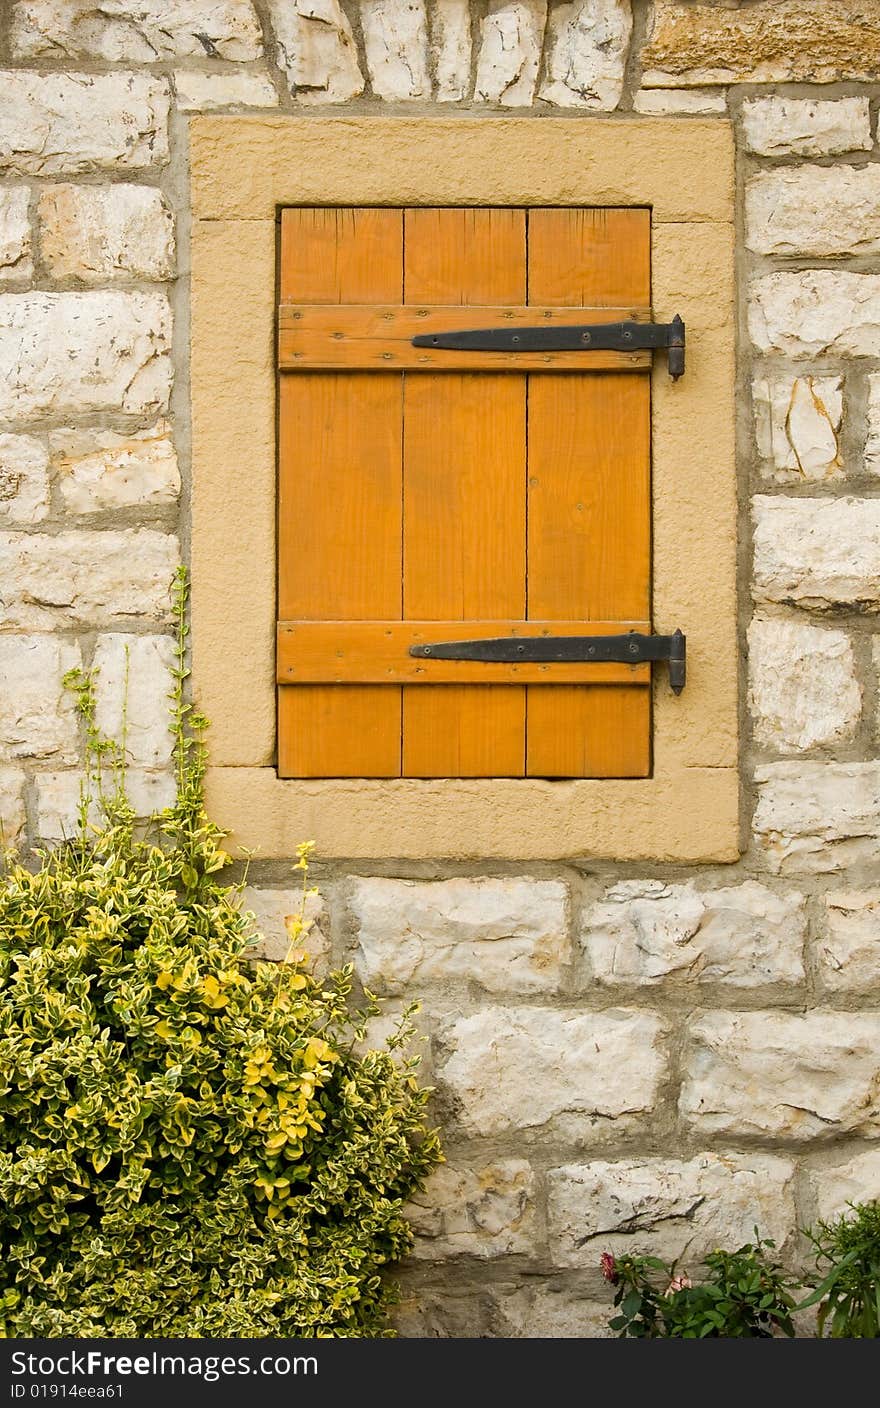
276;206;652;779
190;116;737;860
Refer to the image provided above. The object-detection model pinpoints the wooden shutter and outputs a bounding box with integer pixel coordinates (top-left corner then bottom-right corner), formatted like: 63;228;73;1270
277;206;651;779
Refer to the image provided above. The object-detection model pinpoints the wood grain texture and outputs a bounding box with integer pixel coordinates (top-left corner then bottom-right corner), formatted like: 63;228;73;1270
278;303;651;371
278;208;403;777
401;208;527;776
277;620;651;684
526;208;652;777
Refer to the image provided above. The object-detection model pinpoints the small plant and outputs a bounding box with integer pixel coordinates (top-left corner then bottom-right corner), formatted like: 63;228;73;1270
602;1236;797;1338
0;568;442;1337
798;1199;880;1338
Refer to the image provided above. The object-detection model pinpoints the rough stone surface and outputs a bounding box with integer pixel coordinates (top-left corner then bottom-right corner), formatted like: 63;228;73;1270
361;0;430;100
754;762;880;875
753;376;843;483
865;373;880;477
52;423;181;514
10;0;262;61
436;1006;666;1138
269;0;364;103
492;1287;612;1338
753;496;880;612
681;1010;880;1140
406;1159;537;1259
747;166;880;259
0;769;26;847
747;617;861;753
351;876;569;994
93;634;176;768
430;0;472;101
812;1150;880;1224
0;435;50;525
0;72;169;176
819;892;880;993
35;768;176;841
749;272;880;359
742;96;872;157
0;188;32;286
583;879;805;988
0;636;81;764
0;529;178;630
38;184;174;282
632;87;725;116
0;291;172;421
240;887;330;966
547;1154;797;1266
475;0;546;106
642;0;880;87
173;70;279;110
538;0;632;111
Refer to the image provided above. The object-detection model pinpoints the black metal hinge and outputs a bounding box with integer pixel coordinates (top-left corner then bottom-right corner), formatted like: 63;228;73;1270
409;629;686;694
412;314;686;379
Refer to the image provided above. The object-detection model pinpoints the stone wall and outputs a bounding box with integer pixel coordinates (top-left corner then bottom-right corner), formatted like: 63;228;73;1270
1;0;880;1337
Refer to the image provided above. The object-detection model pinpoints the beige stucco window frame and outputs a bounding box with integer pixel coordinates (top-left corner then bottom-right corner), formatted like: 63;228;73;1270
190;115;737;862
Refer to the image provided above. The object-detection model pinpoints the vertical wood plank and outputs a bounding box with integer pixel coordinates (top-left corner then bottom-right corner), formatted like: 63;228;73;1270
278;208;403;777
526;208;652;778
402;208;527;777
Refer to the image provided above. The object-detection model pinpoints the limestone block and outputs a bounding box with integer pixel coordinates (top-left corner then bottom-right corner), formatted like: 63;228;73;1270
240;887;330;966
538;0;632;111
406;1159;537;1259
0;636;81;763
584;879;805;988
92;634;176;768
35;768;176;840
430;0;472;101
0;290;172;420
747;617;860;753
0;72;170;175
52;423;180;514
811;1150;880;1224
268;0;364;103
548;1153;797;1266
819;892;880;993
38;184;174;282
0;435;49;525
494;1287;613;1338
754;762;880;875
752;496;880;612
10;0;262;61
681;1010;880;1140
642;1;880;87
749;272;880;359
742;97;872;157
747;166;880;258
173;70;279;110
633;87;725;116
436;1006;666;1138
0;187;32;285
753;376;843;483
865;374;880;476
0;769;26;847
360;0;430;100
474;1;546;105
351;875;569;995
0;529;178;630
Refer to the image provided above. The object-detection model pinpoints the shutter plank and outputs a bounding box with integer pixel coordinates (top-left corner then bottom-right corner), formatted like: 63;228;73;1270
526;209;652;778
278;208;403;777
402;208;527;777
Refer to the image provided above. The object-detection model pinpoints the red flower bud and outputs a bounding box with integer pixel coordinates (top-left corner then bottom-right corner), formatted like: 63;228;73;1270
601;1252;618;1285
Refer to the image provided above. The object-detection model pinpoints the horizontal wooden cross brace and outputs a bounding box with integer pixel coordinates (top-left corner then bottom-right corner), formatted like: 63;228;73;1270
278;304;654;371
276;621;653;685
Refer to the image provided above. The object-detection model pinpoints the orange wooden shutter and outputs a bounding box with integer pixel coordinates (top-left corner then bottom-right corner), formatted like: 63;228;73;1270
277;206;652;779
